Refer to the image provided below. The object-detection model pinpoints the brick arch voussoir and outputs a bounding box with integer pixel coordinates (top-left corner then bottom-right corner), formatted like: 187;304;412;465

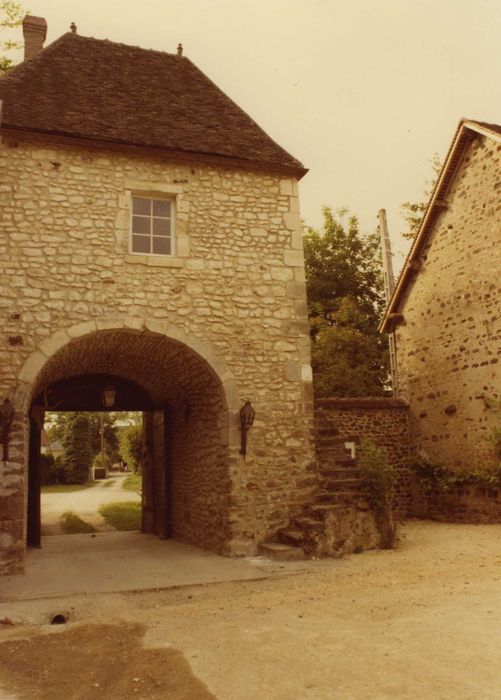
13;317;239;417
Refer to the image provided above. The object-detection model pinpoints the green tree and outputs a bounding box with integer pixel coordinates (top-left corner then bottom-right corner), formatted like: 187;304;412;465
62;413;92;484
87;413;120;464
401;153;442;240
0;1;23;74
47;411;121;465
119;420;143;473
304;207;388;397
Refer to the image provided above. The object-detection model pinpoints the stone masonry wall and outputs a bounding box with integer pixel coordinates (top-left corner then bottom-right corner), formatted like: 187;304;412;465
314;398;412;518
0;134;316;572
413;482;501;524
396;134;501;471
165;352;231;553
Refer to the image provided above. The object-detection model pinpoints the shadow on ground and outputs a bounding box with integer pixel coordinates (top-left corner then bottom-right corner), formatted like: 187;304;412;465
0;622;215;700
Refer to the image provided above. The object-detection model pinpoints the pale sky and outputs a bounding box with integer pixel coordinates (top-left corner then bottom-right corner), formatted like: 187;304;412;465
6;0;501;270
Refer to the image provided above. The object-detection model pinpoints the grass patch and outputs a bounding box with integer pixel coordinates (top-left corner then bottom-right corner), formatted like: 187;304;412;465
102;479;116;488
42;481;97;494
60;511;97;534
99;501;141;531
122;473;142;492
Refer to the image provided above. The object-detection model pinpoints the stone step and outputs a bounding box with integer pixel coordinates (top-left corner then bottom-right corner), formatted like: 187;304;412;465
294;516;324;533
315;439;349;447
316;451;353;462
314;490;364;505
308;503;344;517
318;487;364;499
319;459;357;473
257;542;305;561
318;478;362;491
308;496;367;516
314;491;339;504
277;528;305;547
314;434;361;445
320;468;362;481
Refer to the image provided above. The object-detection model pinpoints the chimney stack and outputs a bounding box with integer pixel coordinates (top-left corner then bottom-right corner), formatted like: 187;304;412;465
22;15;47;61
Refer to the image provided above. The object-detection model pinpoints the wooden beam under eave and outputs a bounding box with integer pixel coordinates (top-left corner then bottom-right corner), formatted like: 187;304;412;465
408;259;422;272
434;199;449;209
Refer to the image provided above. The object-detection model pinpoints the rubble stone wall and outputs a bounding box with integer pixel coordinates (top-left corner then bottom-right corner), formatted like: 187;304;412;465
314;398;412;518
395;134;501;471
0;134;316;573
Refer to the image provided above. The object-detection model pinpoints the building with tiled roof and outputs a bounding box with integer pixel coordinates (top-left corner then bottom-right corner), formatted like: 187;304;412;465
0;17;316;575
0;17;306;176
381;118;501;478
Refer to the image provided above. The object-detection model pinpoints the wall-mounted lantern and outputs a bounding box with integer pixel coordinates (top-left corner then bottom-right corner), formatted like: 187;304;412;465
0;399;14;462
101;383;116;409
239;400;255;458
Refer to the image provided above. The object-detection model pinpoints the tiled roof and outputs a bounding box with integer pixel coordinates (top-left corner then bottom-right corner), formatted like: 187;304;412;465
0;32;306;176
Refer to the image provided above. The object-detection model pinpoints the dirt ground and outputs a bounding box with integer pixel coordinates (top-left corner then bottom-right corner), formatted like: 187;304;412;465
41;474;140;534
1;520;501;699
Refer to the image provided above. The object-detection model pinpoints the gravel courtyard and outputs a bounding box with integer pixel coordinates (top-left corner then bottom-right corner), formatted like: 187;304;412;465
1;520;501;699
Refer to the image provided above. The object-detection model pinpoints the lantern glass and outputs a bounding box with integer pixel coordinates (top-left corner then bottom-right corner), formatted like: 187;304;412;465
101;385;116;408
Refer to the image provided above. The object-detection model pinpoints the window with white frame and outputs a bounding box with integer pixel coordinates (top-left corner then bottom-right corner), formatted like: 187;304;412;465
131;196;174;255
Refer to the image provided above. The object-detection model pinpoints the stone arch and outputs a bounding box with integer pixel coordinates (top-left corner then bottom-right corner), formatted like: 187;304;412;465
15;316;243;560
13;316;239;418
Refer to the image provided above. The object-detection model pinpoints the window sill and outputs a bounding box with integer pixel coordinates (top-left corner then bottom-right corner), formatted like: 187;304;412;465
124;254;185;268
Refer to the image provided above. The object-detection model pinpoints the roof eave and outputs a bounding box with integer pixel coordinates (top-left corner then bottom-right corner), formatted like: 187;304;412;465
380;119;501;333
0;124;309;179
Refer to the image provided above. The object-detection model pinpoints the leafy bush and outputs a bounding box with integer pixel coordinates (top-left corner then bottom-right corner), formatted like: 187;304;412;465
93;452;111;470
411;455;501;493
119;423;143;473
41;454;67;485
122;473;142;493
358;439;397;549
41;452;56;485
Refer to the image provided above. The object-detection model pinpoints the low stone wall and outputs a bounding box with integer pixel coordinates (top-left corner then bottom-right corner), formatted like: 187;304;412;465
314;398;412;518
413;483;501;524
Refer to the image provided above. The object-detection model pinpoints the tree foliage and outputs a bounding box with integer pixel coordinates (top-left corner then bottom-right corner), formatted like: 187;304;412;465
400;153;442;240
119;419;143;472
304;207;389;397
46;411;128;482
87;413;120;464
0;1;23;74
62;413;92;484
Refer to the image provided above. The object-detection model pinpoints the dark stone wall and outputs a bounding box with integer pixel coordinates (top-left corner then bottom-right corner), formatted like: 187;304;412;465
314;398;412;518
414;483;501;524
396;134;501;471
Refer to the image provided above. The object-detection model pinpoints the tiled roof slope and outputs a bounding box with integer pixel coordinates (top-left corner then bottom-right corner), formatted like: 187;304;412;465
0;32;306;175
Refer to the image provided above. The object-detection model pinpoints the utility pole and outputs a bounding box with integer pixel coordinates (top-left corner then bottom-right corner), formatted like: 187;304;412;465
100;413;106;477
378;209;399;396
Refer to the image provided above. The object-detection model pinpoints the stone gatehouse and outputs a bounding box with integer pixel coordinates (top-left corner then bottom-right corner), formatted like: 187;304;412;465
0;17;316;574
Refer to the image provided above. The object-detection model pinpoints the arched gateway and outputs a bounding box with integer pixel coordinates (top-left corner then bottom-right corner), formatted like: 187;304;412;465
24;320;239;553
0;21;316;575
